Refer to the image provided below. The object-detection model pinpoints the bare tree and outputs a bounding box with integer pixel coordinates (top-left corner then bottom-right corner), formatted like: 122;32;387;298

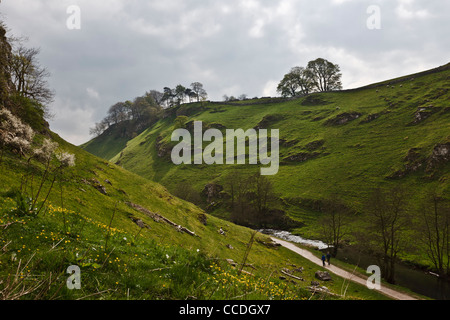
9;45;54;107
319;196;352;257
364;187;410;284
224;171;279;228
417;193;450;277
89;121;107;137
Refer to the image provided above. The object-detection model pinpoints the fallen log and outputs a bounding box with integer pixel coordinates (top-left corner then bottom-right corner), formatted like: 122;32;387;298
126;202;196;236
281;269;304;281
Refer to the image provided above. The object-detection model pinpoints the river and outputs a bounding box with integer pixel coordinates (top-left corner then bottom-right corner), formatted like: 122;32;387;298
259;229;450;300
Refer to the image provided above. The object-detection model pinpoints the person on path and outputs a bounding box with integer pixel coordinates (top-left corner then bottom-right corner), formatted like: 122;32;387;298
326;252;331;266
321;254;326;266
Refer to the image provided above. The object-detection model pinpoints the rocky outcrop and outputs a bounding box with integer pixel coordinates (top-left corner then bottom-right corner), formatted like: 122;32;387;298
412;105;440;124
426;142;450;172
0;24;13;106
91;178;108;195
80;178;108;195
389;142;450;178
324;112;362;126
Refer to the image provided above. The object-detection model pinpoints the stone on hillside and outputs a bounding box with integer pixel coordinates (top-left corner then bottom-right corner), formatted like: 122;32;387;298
426;142;450;172
324;112;362;126
315;271;332;281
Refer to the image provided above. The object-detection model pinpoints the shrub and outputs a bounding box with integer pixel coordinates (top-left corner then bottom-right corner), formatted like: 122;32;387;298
0;107;35;159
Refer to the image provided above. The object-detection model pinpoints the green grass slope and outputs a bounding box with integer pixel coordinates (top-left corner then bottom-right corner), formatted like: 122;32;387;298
102;64;449;211
80;122;131;160
0;129;390;300
85;64;450;272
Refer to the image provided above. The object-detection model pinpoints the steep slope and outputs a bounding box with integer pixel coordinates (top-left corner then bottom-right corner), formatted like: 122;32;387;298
81;64;450;291
89;64;450;220
1;121;394;300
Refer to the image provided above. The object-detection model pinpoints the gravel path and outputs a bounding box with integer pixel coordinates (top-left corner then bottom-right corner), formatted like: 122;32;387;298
271;237;419;300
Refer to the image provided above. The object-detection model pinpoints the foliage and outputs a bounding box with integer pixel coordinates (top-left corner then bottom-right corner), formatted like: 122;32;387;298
277;58;342;97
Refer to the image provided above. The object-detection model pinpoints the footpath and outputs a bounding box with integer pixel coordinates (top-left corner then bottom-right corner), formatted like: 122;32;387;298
271;237;419;300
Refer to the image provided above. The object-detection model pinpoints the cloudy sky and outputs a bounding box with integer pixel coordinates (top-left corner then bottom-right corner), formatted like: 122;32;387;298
1;0;449;145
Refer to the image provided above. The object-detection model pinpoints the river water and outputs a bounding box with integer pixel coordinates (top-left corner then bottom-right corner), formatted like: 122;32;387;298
258;229;330;250
260;229;450;300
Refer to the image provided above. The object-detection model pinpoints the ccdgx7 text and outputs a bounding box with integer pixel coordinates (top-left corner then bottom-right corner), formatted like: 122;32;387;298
179;304;271;317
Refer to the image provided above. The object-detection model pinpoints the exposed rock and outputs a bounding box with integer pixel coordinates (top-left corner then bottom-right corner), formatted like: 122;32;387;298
413;105;440;124
426;142;450;172
388;148;425;179
0;25;13;106
389;143;450;178
90;179;107;195
315;271;332;281
325;112;362;126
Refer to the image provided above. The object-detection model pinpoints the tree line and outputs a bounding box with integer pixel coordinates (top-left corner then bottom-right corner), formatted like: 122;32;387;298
89;82;208;137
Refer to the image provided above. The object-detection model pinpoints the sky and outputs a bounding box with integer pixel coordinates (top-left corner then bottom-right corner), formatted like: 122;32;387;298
1;0;449;145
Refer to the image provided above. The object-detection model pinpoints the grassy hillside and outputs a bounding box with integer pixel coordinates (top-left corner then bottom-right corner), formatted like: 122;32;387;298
80;122;132;160
99;65;449;206
0;125;392;300
83;64;450;272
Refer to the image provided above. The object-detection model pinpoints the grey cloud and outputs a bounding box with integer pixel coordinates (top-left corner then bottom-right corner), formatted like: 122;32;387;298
1;0;449;145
